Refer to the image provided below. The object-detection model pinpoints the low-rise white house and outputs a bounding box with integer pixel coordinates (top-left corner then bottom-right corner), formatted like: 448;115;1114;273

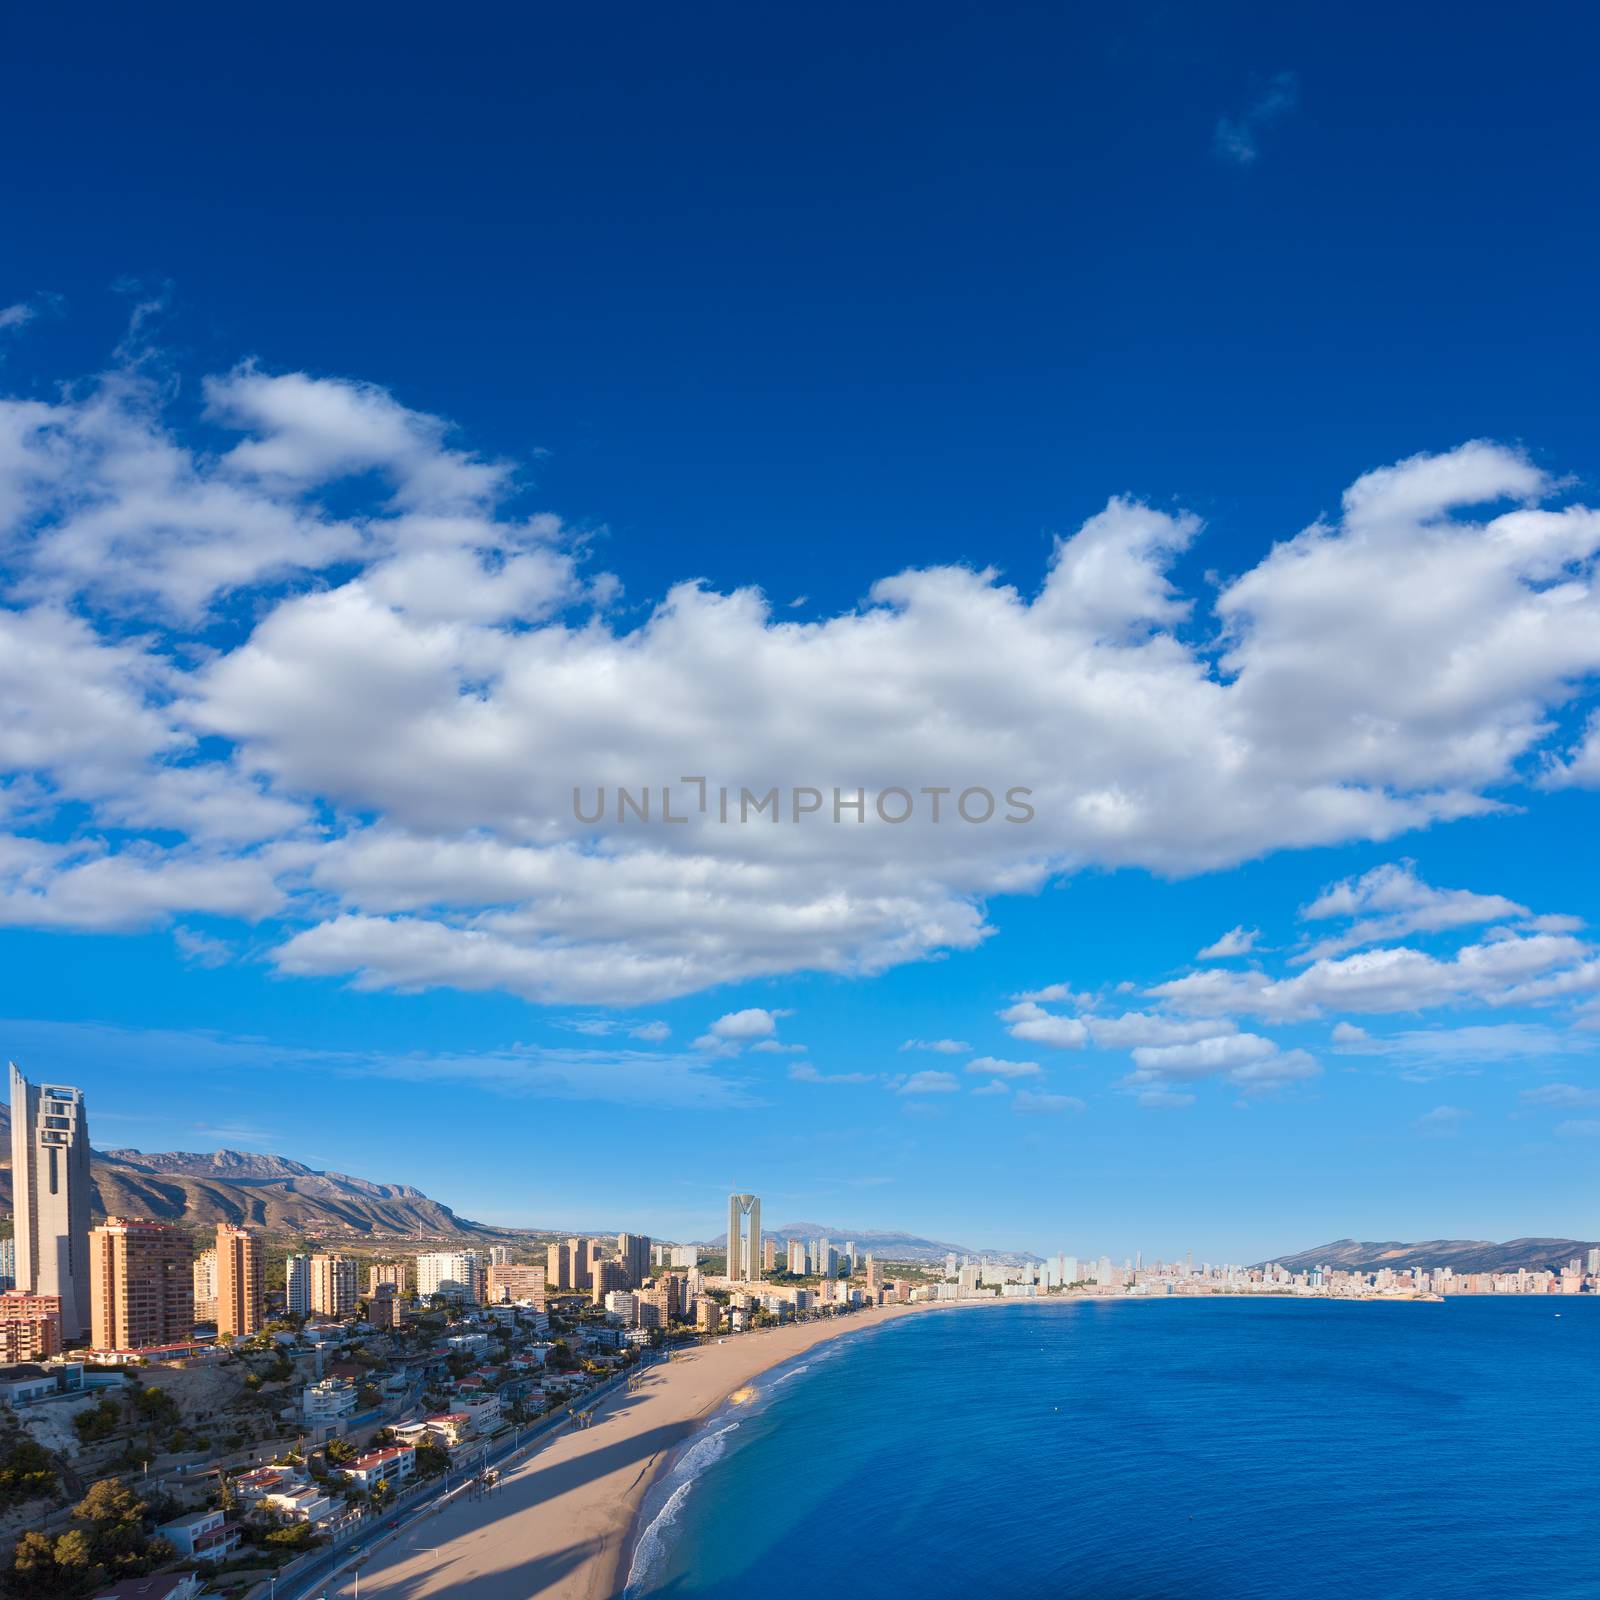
340;1443;416;1492
302;1376;358;1425
156;1507;241;1562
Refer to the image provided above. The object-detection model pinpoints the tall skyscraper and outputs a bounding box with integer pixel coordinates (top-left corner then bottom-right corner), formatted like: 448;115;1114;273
8;1063;93;1341
726;1193;762;1282
215;1224;264;1338
89;1218;193;1352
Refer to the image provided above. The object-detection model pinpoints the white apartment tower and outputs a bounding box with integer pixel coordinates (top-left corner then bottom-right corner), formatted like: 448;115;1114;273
8;1063;93;1341
416;1249;483;1305
726;1193;762;1283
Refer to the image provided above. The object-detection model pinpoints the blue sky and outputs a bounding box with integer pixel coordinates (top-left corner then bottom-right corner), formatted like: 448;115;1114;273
2;3;1598;1261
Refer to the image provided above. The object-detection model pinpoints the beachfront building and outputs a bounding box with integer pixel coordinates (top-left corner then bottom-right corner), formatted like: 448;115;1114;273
340;1444;416;1493
8;1065;94;1342
787;1239;807;1274
727;1192;762;1282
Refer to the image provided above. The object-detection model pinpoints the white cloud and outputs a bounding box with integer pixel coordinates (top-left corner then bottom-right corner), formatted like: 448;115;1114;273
6;346;1600;1008
1197;925;1257;959
630;1020;671;1042
900;1037;970;1054
970;1078;1011;1096
1148;931;1591;1022
965;1055;1043;1078
1520;1082;1600;1109
1555;1119;1600;1138
1085;1012;1239;1048
1130;1033;1280;1076
895;1070;960;1095
1296;862;1530;962
999;1001;1089;1049
789;1062;874;1085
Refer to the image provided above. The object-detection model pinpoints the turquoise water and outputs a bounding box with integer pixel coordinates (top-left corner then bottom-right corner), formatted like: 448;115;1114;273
625;1297;1599;1599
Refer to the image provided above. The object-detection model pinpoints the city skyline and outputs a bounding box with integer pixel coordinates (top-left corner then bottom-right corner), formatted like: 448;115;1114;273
0;7;1597;1262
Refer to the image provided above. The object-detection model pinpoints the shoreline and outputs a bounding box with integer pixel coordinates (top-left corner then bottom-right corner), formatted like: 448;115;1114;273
350;1299;949;1600
610;1303;936;1596
348;1293;1437;1600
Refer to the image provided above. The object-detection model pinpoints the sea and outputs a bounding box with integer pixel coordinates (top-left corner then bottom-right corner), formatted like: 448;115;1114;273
623;1296;1599;1599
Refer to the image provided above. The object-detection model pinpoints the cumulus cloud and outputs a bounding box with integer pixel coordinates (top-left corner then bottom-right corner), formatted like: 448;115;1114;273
900;1037;970;1053
6;344;1600;1008
999;1001;1089;1049
1197;926;1257;959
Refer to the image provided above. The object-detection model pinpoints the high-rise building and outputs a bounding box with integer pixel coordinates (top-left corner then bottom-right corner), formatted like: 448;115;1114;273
816;1242;838;1279
787;1239;807;1275
486;1263;547;1308
215;1224;264;1338
726;1193;762;1282
192;1249;219;1322
0;1237;14;1290
592;1258;629;1305
310;1254;358;1318
415;1250;481;1306
618;1233;652;1287
670;1244;699;1270
89;1218;193;1352
761;1237;777;1273
8;1064;93;1342
865;1255;882;1296
285;1255;312;1317
0;1291;62;1362
488;1246;512;1267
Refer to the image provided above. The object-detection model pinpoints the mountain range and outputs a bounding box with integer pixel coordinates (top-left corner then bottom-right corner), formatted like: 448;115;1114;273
1262;1237;1599;1274
0;1106;513;1242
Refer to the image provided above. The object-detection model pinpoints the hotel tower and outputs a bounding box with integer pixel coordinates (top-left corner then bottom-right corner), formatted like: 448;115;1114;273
726;1191;762;1283
8;1063;93;1342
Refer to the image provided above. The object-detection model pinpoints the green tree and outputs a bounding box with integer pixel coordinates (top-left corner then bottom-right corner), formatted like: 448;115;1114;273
413;1440;450;1479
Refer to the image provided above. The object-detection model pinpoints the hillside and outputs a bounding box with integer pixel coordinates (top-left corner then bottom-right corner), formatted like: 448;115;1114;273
0;1105;516;1242
1261;1237;1599;1274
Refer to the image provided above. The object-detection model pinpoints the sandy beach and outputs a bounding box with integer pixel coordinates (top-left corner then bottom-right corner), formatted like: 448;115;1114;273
349;1301;935;1600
